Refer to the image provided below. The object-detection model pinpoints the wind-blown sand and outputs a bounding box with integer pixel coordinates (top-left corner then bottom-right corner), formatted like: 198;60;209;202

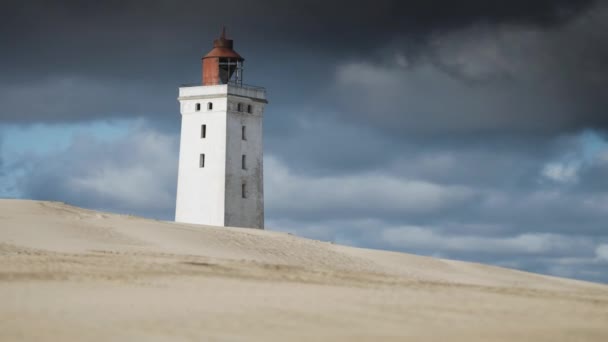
1;199;607;341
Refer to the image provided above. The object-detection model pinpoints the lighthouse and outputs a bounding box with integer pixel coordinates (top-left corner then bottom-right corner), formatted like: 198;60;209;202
175;29;266;229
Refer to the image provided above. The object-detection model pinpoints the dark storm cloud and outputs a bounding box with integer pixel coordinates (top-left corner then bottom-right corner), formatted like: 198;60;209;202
331;4;608;139
1;1;594;51
0;0;601;125
0;77;176;124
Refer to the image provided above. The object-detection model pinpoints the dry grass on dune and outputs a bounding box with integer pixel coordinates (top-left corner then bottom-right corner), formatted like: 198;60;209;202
1;199;607;341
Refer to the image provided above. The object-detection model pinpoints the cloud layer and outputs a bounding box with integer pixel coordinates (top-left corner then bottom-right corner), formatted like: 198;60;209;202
15;124;178;217
333;5;608;138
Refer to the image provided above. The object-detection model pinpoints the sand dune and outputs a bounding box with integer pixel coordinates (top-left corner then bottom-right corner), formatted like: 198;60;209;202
1;199;607;341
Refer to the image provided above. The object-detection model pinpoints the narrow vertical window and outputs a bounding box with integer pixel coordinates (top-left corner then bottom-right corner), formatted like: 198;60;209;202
199;153;205;168
242;183;247;199
237;103;242;112
242;155;246;170
195;103;201;111
242;125;246;140
247;104;252;113
201;124;206;138
207;102;213;110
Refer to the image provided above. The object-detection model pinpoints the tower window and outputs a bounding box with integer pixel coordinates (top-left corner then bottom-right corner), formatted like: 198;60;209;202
242;155;246;170
242;125;246;140
199;153;205;168
247;104;252;113
242;183;247;198
207;102;213;110
195;103;201;111
201;124;207;138
237;103;243;112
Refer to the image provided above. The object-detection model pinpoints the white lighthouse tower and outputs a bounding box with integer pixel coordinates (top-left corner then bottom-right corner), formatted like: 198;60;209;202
175;29;266;229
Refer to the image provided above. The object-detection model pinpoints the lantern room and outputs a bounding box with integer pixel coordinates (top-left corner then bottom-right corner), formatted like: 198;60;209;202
202;28;244;86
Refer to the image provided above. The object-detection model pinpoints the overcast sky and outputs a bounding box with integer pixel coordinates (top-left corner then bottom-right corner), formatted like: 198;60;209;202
1;0;608;283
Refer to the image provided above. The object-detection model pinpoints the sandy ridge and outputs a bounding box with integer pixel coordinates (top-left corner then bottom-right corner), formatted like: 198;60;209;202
1;199;608;341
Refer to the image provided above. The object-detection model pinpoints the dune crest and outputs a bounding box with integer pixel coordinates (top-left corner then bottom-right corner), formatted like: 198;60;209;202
1;199;607;341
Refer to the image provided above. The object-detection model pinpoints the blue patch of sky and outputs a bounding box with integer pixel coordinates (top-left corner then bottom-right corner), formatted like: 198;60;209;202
1;119;132;155
0;119;135;198
580;129;608;163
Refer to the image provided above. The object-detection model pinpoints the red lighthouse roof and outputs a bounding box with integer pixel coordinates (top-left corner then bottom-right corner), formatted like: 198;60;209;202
202;28;243;61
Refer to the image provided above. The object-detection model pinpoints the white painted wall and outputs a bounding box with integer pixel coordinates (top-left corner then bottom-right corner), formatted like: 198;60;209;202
175;84;266;229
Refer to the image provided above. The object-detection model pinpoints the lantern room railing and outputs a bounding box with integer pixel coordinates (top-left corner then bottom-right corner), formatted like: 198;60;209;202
178;82;267;101
180;82;265;92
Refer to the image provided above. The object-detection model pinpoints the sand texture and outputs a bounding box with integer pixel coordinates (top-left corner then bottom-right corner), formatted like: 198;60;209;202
1;199;607;341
